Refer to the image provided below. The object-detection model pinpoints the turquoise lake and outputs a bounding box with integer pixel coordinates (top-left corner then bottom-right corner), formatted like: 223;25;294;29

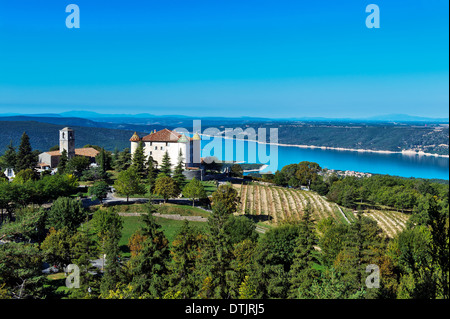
200;137;449;180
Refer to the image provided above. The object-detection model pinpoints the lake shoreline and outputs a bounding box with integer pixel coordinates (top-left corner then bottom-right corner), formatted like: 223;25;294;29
199;134;449;158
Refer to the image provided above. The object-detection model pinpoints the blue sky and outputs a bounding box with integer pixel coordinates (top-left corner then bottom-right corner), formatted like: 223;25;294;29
0;0;448;118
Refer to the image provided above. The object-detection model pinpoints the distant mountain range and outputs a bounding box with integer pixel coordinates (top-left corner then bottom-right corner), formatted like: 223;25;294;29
0;111;448;124
0;111;448;155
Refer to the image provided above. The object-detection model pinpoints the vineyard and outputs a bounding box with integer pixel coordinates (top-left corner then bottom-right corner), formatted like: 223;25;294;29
233;183;410;237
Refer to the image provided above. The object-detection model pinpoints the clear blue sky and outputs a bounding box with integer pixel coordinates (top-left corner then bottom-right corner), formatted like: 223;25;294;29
0;0;448;118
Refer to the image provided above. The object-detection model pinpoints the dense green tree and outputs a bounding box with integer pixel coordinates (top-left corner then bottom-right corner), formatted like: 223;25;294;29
168;220;206;299
317;218;350;266
0;171;8;182
0;207;46;242
173;149;186;187
129;204;170;297
297;267;365;299
115;148;132;172
88;181;110;204
211;183;240;214
80;166;107;182
91;208;123;277
0;242;46;299
182;177;207;207
114;167;145;202
146;155;158;194
405;194;449;298
100;225;125;296
392;225;436;298
273;170;288;186
68;221;98;298
288;205;320;298
2;141;16;170
15;132;37;172
154;175;180;203
96;148;112;174
280;163;298;182
12;168;38;184
295;161;322;188
249;224;300;298
196;201;234;299
40;227;77;269
57;149;68;174
66;156;91;176
332;213;385;298
160;151;172;176
46;197;86;232
224;215;258;245
228;239;258;298
132;141;146;178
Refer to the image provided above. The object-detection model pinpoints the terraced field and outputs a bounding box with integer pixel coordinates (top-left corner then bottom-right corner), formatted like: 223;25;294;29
362;209;409;238
234;183;409;237
235;183;343;225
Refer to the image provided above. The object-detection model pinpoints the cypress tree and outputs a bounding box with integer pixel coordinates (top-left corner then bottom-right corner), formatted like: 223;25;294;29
168;220;206;298
15;132;37;172
196;201;234;299
130;203;170;297
288;204;320;298
57;149;68;174
147;155;157;192
96;148;111;174
3;141;16;170
115;148;132;172
132;141;146;177
160;151;172;176
112;147;119;170
100;226;124;295
173;149;186;188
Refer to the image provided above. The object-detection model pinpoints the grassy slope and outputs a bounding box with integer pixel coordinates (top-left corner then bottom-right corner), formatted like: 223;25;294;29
119;216;208;257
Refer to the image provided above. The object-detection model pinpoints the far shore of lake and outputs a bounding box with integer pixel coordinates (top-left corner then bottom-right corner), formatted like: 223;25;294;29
199;133;449;159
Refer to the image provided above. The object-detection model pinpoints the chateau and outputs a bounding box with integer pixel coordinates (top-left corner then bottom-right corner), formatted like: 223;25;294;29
129;128;201;170
38;127;99;169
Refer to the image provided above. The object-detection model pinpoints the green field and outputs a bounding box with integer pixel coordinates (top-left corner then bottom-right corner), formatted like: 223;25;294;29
119;215;208;257
113;180;217;199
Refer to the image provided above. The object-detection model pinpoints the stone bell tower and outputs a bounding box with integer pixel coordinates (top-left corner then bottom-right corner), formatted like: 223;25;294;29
60;127;75;159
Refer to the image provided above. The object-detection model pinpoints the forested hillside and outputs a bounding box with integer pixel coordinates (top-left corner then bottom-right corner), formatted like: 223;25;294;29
1;119;448;156
0;121;144;153
220;121;450;155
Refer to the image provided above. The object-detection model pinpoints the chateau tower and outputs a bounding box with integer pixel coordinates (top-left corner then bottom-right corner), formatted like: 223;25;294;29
59;127;75;159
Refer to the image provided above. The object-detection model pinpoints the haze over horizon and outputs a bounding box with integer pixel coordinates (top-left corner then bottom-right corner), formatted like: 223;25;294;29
0;0;448;118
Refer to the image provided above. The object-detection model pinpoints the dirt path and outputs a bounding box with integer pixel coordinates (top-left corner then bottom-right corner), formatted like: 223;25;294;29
118;212;208;222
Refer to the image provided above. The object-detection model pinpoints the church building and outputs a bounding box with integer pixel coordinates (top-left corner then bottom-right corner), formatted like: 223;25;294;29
38;127;100;169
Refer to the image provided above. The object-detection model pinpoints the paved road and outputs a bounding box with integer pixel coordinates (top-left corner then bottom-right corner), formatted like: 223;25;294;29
81;190;211;210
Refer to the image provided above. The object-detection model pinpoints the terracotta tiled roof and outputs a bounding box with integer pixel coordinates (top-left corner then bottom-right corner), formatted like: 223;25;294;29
46;150;62;156
75;148;100;157
44;147;99;158
141;129;182;142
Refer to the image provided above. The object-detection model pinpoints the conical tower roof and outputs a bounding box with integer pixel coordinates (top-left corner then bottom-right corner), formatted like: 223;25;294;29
129;132;141;142
177;134;189;143
192;132;201;140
